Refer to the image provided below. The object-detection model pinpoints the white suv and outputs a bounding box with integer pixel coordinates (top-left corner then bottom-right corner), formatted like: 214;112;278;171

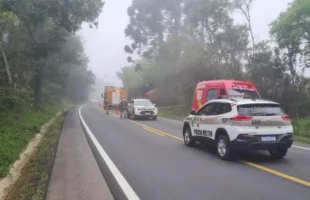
127;99;158;120
182;98;293;160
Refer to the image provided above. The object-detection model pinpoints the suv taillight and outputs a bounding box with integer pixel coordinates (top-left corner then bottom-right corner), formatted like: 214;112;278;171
282;115;291;121
230;115;252;121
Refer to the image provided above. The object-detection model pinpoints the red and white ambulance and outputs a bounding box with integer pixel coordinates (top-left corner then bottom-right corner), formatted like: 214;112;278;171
192;80;260;111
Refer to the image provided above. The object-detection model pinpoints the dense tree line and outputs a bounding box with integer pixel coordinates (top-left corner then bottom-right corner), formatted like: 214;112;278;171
0;0;104;114
118;0;310;117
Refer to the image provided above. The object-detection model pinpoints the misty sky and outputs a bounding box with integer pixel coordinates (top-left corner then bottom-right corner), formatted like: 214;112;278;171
79;0;293;86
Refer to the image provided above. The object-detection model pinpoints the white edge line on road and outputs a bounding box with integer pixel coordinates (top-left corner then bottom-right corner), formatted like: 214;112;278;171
158;117;182;124
292;145;310;151
159;117;310;151
79;105;140;200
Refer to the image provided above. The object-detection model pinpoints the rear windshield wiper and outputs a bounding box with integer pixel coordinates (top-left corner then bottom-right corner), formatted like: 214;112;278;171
265;113;277;116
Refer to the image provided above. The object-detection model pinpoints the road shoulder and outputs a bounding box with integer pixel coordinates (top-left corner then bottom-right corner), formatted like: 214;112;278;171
46;107;113;200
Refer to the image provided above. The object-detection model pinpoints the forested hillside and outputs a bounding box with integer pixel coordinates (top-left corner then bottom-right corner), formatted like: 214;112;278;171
0;0;104;177
118;0;310;117
0;0;104;114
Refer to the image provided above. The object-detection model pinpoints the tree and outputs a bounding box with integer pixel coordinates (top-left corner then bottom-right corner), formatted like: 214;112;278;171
2;0;104;106
0;9;18;85
124;0;182;62
233;0;256;56
0;0;103;112
270;0;310;80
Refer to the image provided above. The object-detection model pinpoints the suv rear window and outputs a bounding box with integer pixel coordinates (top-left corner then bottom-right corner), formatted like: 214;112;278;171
237;104;285;116
228;89;259;98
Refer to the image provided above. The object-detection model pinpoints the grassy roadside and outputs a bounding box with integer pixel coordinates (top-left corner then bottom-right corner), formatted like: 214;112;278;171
158;107;310;144
5;114;65;200
292;118;310;144
158;106;188;121
0;100;72;178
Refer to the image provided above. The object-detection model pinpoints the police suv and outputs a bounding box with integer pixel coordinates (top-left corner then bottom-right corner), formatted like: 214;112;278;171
182;98;293;160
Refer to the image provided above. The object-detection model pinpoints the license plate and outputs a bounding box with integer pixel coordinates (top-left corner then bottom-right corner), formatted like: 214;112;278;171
261;136;276;142
145;112;150;115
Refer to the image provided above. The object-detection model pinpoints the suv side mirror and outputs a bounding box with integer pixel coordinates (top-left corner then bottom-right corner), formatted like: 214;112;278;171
190;110;196;115
153;103;156;106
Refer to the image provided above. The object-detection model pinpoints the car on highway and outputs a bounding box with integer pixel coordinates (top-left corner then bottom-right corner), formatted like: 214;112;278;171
127;98;158;120
182;98;293;160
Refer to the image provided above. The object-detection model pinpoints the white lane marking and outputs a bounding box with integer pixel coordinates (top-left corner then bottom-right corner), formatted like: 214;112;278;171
292;145;310;151
158;117;182;124
79;105;140;200
159;117;310;151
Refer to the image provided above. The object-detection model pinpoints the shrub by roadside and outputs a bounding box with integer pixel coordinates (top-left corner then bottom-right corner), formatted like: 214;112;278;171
158;107;310;144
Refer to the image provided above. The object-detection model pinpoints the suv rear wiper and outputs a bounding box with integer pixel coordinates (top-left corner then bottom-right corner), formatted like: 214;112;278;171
265;113;277;116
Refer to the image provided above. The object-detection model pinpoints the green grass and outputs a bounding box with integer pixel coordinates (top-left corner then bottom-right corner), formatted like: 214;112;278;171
158;106;189;121
0;102;72;178
292;117;310;144
5;115;65;200
158;107;310;144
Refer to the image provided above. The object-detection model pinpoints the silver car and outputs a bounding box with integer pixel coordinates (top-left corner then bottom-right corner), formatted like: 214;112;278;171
127;99;158;120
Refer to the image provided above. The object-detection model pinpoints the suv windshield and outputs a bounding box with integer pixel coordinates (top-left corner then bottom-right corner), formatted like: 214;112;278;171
134;100;153;106
228;89;260;98
237;104;285;116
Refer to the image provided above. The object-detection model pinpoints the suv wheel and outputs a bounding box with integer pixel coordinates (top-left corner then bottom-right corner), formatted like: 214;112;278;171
216;135;231;160
269;148;288;159
183;127;195;147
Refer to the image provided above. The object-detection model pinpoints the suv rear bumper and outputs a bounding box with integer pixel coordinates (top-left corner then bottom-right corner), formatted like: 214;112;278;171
230;134;293;150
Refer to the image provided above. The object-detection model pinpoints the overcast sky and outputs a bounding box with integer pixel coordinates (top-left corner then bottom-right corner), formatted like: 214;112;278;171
79;0;293;86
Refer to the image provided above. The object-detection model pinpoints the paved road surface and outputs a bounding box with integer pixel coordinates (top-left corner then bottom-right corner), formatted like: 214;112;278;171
80;103;310;200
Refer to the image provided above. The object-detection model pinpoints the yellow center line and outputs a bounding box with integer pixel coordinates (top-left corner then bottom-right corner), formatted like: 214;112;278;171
98;107;310;188
242;161;310;187
143;127;165;136
127;119;310;188
129;120;183;141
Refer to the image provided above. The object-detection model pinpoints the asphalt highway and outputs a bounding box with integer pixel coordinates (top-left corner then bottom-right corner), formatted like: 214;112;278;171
80;103;310;200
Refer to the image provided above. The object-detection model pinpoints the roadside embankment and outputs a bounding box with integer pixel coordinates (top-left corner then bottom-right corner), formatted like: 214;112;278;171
0;103;73;200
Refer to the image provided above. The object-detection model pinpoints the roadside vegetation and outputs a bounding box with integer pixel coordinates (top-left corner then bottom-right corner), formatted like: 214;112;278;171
5;114;65;200
0;0;104;180
0;102;71;177
117;0;310;142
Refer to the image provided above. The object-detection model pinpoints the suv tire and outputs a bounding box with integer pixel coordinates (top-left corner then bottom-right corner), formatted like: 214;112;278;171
269;148;288;159
183;126;195;147
216;135;231;160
